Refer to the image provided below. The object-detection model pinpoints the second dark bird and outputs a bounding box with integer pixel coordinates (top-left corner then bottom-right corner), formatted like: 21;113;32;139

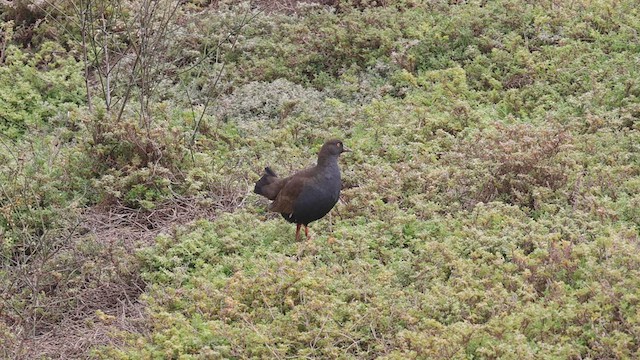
254;139;351;241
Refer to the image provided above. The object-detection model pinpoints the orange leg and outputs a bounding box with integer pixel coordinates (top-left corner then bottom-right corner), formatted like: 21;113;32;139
295;223;302;241
305;225;310;241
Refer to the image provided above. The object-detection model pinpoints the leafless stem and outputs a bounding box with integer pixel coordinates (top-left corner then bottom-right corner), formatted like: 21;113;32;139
79;2;93;112
101;12;111;112
188;5;261;152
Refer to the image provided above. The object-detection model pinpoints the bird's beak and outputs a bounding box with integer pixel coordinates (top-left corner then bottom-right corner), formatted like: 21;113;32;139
342;145;352;153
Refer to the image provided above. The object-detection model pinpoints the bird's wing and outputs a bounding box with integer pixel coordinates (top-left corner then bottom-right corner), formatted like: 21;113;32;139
269;175;311;215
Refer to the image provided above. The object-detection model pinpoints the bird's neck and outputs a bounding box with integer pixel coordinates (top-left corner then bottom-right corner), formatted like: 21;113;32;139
317;155;339;169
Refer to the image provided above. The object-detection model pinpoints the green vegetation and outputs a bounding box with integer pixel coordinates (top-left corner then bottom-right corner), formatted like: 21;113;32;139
1;0;639;358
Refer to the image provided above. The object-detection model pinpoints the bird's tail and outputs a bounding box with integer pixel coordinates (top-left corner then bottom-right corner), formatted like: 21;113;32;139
254;167;280;200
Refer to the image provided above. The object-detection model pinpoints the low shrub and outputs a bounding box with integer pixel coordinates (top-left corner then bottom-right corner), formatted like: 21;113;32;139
0;41;84;138
432;123;573;210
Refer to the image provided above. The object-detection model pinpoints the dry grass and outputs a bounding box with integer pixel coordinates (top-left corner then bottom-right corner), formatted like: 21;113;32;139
3;189;248;359
14;303;146;360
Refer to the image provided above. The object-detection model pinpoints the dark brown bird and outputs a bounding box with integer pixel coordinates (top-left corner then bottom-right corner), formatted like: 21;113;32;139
254;139;351;241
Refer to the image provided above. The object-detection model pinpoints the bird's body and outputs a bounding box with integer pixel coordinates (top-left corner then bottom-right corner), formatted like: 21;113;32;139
254;139;350;241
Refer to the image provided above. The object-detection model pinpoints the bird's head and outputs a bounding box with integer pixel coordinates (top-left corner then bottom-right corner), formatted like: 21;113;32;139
321;139;352;156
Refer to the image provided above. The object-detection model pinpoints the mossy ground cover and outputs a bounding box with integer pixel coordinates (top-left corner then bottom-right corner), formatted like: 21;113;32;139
1;0;640;358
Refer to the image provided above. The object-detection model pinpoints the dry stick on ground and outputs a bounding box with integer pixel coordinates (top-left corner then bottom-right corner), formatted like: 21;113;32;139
240;314;283;360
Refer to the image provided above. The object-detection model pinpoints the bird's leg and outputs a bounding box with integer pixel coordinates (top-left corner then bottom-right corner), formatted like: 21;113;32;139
305;225;310;241
296;223;302;241
296;224;305;259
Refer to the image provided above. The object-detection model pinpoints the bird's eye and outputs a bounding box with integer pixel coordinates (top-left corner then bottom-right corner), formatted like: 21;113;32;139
337;142;342;147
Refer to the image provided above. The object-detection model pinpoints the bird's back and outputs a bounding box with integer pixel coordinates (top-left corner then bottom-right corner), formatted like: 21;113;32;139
271;162;341;225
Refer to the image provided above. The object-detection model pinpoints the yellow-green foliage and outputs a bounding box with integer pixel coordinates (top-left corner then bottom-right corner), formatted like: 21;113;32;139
0;40;85;138
99;205;640;359
95;0;640;357
1;0;640;358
